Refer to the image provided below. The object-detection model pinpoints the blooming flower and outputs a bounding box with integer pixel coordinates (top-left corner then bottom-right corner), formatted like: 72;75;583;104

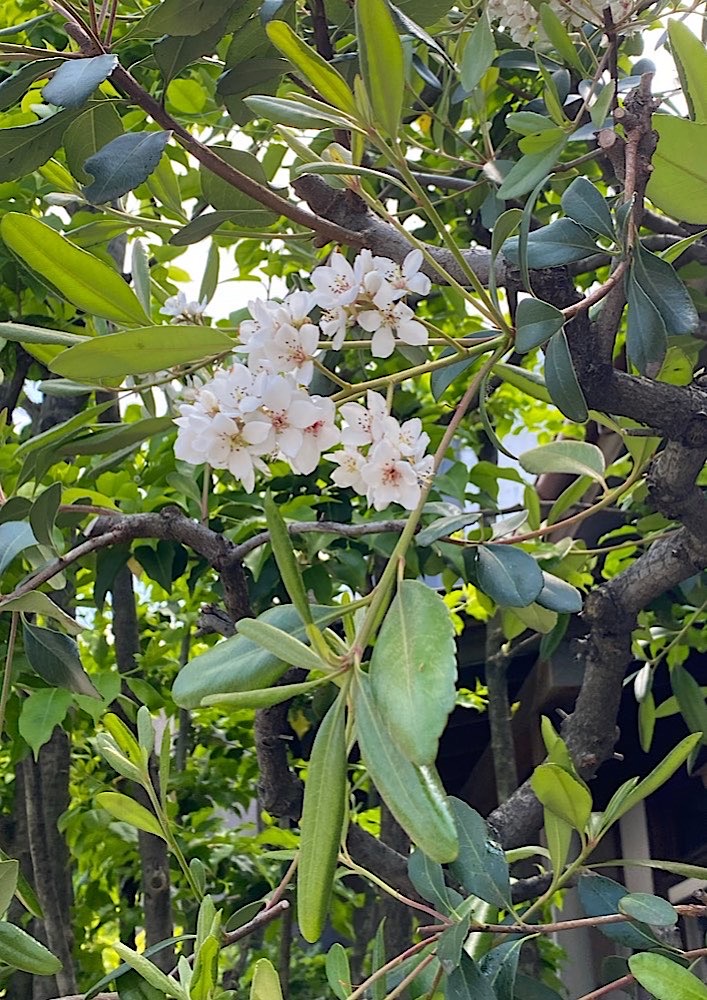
291;397;340;475
310;252;360;309
160;291;208;324
372;249;432;300
361;439;423;511
357;286;428;358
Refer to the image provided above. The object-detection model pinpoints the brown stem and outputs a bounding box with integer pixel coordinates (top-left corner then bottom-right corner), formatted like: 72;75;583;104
223;899;290;946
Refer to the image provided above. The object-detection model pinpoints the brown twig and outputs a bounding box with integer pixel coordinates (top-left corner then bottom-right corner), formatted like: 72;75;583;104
222;899;290;946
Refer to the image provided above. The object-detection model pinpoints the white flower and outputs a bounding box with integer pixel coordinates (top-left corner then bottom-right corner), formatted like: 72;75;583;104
320;306;351;350
160;291;208;324
240;297;280;346
357;286;428;358
390;417;429;458
259;374;320;458
247;322;320;384
372;249;431;300
210;364;259;415
290;397;340;474
311;252;360;309
340;391;391;447
326;447;368;494
361;440;422;511
174;408;271;493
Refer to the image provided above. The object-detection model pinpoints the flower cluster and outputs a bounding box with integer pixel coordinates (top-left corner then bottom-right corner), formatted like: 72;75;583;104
173;249;435;509
487;0;633;45
239;248;431;367
327;392;433;511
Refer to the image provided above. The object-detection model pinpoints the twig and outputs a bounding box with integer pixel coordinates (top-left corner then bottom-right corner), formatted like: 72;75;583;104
0;612;18;739
472;904;707;935
576;946;707;1000
223;899;290;946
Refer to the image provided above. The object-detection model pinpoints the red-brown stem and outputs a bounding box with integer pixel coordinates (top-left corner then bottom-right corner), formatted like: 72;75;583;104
222;899;290;946
562;261;628;320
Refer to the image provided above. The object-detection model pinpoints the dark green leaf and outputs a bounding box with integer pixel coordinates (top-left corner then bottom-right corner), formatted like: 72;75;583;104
633;242;698;337
504;219;599;268
561;177;615;239
407;850;450;912
437;916;471;974
64;102;125;184
497;136;567;200
0;59;64;112
200;147;277;223
447;954;497;1000
354;675;458;863
0;521;37;576
84;131;171;204
135;0;230;37
356;0;405;136
448;797;511;906
479;937;525;1000
0;109;79;183
619;893;678;927
476;544;544;608
505;112;557;135
577;875;661;949
0;861;18;918
544;329;588;422
370;580;456;765
536;572;583;613
670;666;707;745
388;2;453;67
417;511;480;546
626;269;667;375
460;12;495;94
169;211;241;246
154;6;235;85
515;298;564;353
29;482;61;549
264;493;313;626
18;688;73;759
22;619;100;698
430;352;478;401
42;55;118;108
629;952;707;1000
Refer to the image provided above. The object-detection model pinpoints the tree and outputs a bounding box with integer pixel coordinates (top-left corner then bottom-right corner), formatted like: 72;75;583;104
0;0;706;997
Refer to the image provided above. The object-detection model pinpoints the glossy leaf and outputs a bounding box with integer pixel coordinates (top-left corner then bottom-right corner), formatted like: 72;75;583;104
0;214;148;327
632;243;698;337
497;136;567;200
83;130;171;204
96;793;165;840
354;675;458;863
577;874;661;949
479;937;525;1000
520;440;605;482
460;12;495;94
619;893;678;927
629;952;707;1000
515;298;564;353
19;688;73;759
544;330;588;422
42;54;117;108
154;7;234;85
417;511;481;546
448;797;511;907
370;580;456;765
356;0;405;136
668;20;707;124
244;94;352;128
626;269;667;375
65;102;125;184
298;695;347;942
539;5;584;73
0;521;37;576
408;850;450;912
506;112;557;135
173;605;342;708
561;177;615;239
0;922;62;975
51;326;233;380
235;619;326;672
544;809;572;882
504;219;599;268
647;116;707;225
430;352;478;401
266;20;355;114
476;544;544;608
447;954;497;1000
0;109;79;182
23;619;100;698
437;915;471;974
536;572;583;614
531;763;591;832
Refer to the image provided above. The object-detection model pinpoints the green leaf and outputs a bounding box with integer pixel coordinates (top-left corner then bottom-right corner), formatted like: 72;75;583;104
515;298;564;353
626;269;667;375
235;618;327;672
437;915;471;974
619;893;678;927
448;797;511;907
42;54;118;108
96;792;165;840
503;219;599;268
520;440;605;482
531;762;591;832
263;493;313;626
114;943;187;1000
660;229;707;264
408;850;451;912
505;112;557;136
629;952;707;1000
460;12;495;94
250;958;284;1000
430;352;478;401
202;675;330;709
173;605;343;708
543;809;572;882
0;58;64;112
633;242;698;337
0;922;62;975
0;521;37;576
0;109;79;182
647;116;707;225
18;688;73;759
135;0;230;37
244;94;352;128
590;81;615;128
131;240;151;317
544;330;588;422
354;675;458;863
538;5;583;73
536;572;583;614
266;20;355;115
94;733;142;783
497;136;567;200
83;131;171;204
23;619;100;698
28;482;61;549
668;20;707;124
51;326;233;380
476;544;544;608
85;938;194;1000
0;214;148;327
447;954;498;1000
154;6;234;85
355;0;405;136
578;874;661;950
199;146;276;223
298;695;348;942
494;362;552;404
0;862;17;921
325;943;352;1000
370;580;456;766
0;321;86;348
670;666;707;744
561;177;615;239
480;938;525;1000
417;511;481;547
593;859;707;881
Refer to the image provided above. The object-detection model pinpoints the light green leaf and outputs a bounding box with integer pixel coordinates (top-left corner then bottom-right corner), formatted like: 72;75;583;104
0;861;18;918
114;943;187;1000
520;440;605;482
19;688;73;759
539;5;584;73
494;363;552;404
370;580;457;766
201;676;330;709
647;116;707;224
50;326;233;380
325;943;352;1000
354;675;458;863
298;695;348;942
0;322;86;347
593;858;707;881
668;20;707;124
0;921;62;975
629;952;707;1000
266;20;355;115
356;0;405;137
531;762;592;832
250;958;284;1000
235;618;328;672
263;494;313;626
460;12;495;94
544;809;572;883
661;229;707;263
590;81;615;128
497;136;567;200
0;214;148;327
96;792;165;840
602;733;701;825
